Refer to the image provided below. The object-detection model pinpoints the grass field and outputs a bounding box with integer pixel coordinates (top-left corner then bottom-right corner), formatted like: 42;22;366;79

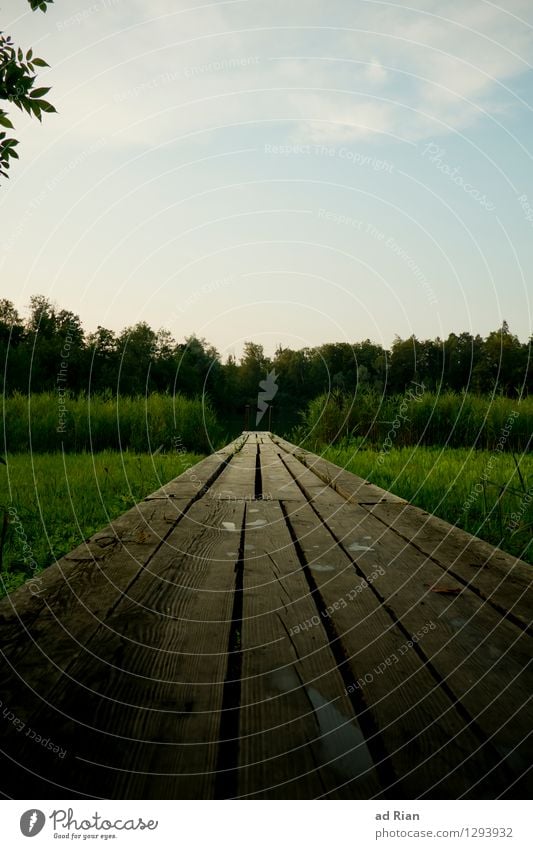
0;450;203;597
320;443;533;565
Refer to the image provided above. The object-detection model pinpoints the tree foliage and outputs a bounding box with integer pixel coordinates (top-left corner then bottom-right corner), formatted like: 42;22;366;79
0;0;55;180
0;296;531;438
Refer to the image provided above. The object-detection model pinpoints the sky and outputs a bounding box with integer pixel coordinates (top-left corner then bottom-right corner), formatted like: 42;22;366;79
1;0;532;359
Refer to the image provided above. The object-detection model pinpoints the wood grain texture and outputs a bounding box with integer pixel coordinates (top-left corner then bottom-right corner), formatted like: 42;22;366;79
258;442;306;502
0;497;245;799
366;501;532;631
272;435;405;503
209;444;257;501
283;495;504;799
238;500;381;798
308;495;532;793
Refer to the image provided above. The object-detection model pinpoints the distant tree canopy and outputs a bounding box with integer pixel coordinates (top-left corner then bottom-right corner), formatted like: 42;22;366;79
0;296;531;434
0;0;55;180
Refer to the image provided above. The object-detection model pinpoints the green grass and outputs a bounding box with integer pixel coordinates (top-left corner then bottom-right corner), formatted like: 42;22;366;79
321;443;533;565
0;450;204;597
2;391;222;454
296;389;532;452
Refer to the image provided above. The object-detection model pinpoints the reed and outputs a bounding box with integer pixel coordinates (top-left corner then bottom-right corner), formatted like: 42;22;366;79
2;391;222;454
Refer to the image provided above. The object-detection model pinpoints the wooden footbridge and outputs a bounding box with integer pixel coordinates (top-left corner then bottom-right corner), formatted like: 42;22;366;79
0;433;531;799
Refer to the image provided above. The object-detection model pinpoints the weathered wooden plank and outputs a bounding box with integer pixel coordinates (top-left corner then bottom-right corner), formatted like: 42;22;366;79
0;497;191;656
0;495;203;798
282;491;510;798
209;444;257;501
0;498;245;799
279;451;351;505
304;495;533;794
366;501;532;631
238;500;381;798
258;442;303;502
272;435;405;503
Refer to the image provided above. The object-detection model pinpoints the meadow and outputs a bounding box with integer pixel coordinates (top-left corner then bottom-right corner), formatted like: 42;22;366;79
0;450;203;597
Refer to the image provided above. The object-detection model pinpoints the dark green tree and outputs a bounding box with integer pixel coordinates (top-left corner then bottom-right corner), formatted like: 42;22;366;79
239;342;270;406
473;322;528;395
175;335;222;401
0;299;25;393
444;332;481;391
24;296;85;392
0;298;23;345
116;322;158;395
388;335;419;393
86;326;119;393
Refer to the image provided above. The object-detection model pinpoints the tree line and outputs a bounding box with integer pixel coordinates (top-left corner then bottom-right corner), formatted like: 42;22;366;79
1;296;531;431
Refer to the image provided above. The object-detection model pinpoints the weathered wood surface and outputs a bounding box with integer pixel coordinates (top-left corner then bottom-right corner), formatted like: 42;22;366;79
0;432;531;799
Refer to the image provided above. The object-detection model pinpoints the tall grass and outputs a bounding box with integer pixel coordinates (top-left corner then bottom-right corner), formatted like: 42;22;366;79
0;450;203;596
2;392;222;455
295;389;532;452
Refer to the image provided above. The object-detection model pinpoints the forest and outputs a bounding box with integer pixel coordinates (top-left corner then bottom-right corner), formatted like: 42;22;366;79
1;296;531;437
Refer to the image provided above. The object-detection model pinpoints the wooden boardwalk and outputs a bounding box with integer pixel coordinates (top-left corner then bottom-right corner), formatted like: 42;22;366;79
0;432;531;799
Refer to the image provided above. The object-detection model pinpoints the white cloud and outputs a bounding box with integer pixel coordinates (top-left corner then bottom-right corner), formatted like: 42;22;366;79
8;0;533;155
364;59;388;84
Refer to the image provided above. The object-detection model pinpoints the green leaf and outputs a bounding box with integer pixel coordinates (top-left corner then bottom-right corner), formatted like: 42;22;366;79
28;100;42;120
30;86;51;99
35;99;56;114
0;115;13;128
29;0;54;10
32;58;49;68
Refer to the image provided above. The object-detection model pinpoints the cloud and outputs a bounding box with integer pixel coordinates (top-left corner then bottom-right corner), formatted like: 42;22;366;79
9;0;533;155
364;59;388;84
284;0;533;143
